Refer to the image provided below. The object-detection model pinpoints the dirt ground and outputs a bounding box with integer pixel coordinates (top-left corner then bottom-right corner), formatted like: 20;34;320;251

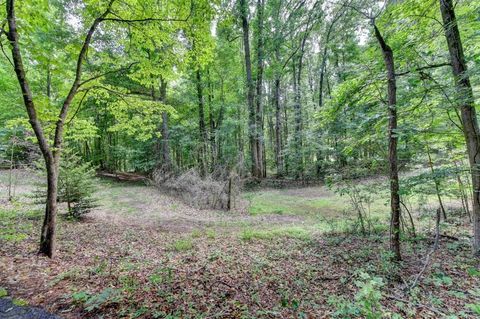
1;170;479;318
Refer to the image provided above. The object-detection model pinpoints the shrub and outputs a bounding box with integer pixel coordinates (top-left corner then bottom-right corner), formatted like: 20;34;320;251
34;149;98;219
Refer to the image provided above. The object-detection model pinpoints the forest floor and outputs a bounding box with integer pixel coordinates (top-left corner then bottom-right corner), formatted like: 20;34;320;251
0;169;479;318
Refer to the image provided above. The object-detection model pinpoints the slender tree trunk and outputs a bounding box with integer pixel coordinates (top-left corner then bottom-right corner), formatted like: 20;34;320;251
440;0;480;255
207;71;217;171
426;145;447;220
239;0;262;178
255;0;266;178
159;77;171;168
46;63;51;99
292;61;303;179
274;76;283;176
373;23;401;261
7;0;112;257
196;70;208;176
217;76;226;163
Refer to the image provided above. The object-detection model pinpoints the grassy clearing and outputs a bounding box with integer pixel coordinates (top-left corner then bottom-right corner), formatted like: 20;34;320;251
245;190;347;217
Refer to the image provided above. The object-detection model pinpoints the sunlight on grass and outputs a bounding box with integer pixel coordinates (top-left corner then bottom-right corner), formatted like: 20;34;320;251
245;189;346;217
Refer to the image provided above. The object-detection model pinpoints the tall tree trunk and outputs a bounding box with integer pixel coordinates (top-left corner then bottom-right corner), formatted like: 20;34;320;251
274;76;283;176
207;70;216;171
255;0;266;178
291;21;311;179
373;23;401;261
216;76;226;163
318;11;343;108
292;62;303;179
440;0;480;255
239;0;262;178
159;77;171;169
196;70;208;176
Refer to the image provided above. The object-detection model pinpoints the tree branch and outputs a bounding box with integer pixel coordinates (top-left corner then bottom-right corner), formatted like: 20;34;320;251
6;0;53;162
396;62;451;76
79;61;138;87
103;0;193;24
53;0;116;152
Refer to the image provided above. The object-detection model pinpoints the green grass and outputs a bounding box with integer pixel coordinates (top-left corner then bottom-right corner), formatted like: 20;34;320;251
169;238;194;251
240;226;312;241
0;208;41;242
245;191;345;217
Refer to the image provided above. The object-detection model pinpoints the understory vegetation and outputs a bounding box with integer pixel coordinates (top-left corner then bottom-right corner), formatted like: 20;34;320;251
1;0;480;318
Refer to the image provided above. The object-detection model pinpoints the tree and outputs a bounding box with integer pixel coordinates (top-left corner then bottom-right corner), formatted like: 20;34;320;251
5;0;115;257
3;0;193;257
372;21;401;261
239;0;263;178
439;0;480;255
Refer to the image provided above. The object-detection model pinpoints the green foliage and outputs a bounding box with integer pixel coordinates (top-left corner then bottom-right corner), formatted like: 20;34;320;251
58;150;98;219
169;238;194;251
72;288;122;312
329;272;384;319
0;208;41;242
466;303;480;315
34;149;98;219
0;287;8;298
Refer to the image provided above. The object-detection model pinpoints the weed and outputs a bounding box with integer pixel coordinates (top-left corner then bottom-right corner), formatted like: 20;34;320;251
466;303;480;315
75;288;122;312
12;298;28;306
169;238;194;251
329;272;384;319
191;229;203;238
206;229;216;239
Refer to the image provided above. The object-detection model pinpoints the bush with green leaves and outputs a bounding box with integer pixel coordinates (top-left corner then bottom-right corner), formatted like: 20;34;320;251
34;149;98;219
329;272;384;319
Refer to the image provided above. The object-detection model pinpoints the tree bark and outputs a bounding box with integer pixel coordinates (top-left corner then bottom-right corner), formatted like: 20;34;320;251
373;23;401;261
159;77;171;169
318;11;343;108
274;76;283;176
255;0;266;178
239;0;262;178
440;0;480;255
196;70;208;176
